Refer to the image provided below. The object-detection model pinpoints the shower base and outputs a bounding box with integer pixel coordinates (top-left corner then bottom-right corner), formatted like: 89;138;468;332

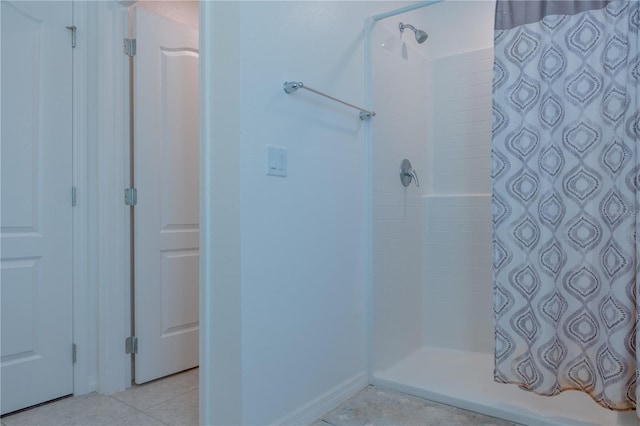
371;346;637;426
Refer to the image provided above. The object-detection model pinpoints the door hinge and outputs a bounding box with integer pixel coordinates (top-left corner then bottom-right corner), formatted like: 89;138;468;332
72;343;77;363
125;188;137;206
66;25;77;48
124;38;136;57
125;336;138;354
72;186;77;207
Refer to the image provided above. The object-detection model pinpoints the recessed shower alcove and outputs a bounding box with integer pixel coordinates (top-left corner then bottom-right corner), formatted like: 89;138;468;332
366;2;637;425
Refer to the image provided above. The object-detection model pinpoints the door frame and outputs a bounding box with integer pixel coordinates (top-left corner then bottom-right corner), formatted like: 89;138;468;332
94;1;239;421
80;0;131;394
90;0;207;396
72;0;93;395
88;5;221;419
97;0;133;394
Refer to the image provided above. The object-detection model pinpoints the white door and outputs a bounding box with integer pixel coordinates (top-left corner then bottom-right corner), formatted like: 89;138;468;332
1;1;73;414
133;7;199;384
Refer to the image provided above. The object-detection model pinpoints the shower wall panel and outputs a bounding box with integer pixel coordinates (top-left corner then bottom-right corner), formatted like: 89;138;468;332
424;195;493;352
371;21;432;372
424;48;494;353
431;48;493;195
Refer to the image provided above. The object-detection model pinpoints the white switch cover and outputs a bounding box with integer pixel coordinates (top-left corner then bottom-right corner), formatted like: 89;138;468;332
266;145;287;177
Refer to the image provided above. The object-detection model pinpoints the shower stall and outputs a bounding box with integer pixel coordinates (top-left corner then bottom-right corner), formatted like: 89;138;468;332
366;2;637;425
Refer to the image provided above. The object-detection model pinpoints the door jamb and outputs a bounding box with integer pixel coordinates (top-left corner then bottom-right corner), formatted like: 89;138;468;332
72;0;93;395
68;0;132;396
92;0;133;394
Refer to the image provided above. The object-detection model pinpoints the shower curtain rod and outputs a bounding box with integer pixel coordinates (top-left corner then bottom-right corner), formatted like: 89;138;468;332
283;81;376;120
371;0;443;22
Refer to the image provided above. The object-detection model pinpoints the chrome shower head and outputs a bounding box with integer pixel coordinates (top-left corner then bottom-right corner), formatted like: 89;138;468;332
399;22;428;44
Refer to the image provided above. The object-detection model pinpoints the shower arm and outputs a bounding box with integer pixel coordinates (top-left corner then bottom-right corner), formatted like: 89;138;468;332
400;23;417;32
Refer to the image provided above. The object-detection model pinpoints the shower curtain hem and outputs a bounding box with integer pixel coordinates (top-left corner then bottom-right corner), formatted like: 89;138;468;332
493;377;637;413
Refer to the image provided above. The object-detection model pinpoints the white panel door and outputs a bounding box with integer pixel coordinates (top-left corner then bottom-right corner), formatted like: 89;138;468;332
133;7;199;384
0;1;73;414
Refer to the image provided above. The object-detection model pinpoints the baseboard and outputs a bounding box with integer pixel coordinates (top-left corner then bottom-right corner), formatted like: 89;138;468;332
272;372;368;426
88;375;97;393
73;375;98;397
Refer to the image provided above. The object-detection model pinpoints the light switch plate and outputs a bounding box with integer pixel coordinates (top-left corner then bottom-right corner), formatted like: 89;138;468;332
266;145;287;177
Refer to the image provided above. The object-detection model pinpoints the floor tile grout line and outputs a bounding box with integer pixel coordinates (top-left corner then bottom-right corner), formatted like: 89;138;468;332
105;392;173;426
109;374;199;412
139;387;200;412
140;392;199;426
140;388;199;426
142;408;175;426
104;394;172;425
106;392;166;414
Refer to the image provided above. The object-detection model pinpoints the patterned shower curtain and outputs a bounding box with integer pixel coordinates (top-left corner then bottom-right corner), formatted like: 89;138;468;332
492;1;640;411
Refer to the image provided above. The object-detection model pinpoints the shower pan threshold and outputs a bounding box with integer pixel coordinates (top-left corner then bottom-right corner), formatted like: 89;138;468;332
371;346;637;426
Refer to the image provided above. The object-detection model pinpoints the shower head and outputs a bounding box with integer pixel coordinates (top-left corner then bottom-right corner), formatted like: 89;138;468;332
399;22;428;44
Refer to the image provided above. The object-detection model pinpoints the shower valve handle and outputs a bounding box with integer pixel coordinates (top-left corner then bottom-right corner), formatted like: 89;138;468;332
406;169;420;187
400;159;420;188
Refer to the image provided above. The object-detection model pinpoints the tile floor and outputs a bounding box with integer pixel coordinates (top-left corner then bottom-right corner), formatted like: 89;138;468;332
2;374;515;426
1;368;198;426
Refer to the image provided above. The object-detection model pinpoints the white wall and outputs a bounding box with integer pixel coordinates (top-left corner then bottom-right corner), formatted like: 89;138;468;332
204;2;372;424
370;17;432;372
200;3;242;424
133;0;198;29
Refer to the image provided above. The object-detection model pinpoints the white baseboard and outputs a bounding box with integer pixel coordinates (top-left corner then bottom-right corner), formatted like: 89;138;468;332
72;375;98;397
272;373;368;426
88;375;98;393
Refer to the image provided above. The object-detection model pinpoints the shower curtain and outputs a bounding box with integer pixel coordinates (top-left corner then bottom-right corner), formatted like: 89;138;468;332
492;0;640;411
